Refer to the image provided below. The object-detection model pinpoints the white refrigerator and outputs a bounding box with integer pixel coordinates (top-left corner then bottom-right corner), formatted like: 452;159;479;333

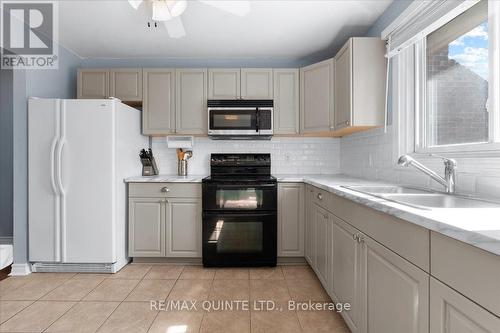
28;98;148;273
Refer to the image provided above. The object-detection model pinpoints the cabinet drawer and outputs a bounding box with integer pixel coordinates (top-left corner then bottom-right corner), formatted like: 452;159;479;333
128;183;201;198
330;193;430;272
311;186;332;210
431;231;500;317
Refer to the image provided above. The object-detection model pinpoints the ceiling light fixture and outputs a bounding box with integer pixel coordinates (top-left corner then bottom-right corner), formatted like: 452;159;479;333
167;0;187;17
152;1;172;21
151;0;187;21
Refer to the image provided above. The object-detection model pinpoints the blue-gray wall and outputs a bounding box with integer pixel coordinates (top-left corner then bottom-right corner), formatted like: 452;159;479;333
10;45;81;266
81;57;305;68
0;67;14;242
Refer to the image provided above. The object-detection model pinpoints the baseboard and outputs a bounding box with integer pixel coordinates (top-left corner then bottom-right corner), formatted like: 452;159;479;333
132;257;202;265
0;237;13;244
131;257;307;265
277;257;307;265
9;263;31;276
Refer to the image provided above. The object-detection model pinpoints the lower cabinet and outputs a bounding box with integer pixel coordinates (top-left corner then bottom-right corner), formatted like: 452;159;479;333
313;203;331;288
306;185;429;333
128;183;201;258
304;185;315;265
331;215;363;333
277;183;304;257
363;233;429;333
165;197;202;257
430;277;500;333
128;198;166;257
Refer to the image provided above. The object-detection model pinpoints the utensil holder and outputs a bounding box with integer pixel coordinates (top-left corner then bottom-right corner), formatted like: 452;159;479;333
178;160;188;176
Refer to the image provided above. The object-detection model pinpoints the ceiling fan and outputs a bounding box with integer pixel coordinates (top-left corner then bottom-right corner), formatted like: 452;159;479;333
128;0;251;38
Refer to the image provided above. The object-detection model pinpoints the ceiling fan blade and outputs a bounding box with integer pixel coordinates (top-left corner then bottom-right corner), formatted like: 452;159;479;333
127;0;143;10
198;0;250;16
163;17;186;39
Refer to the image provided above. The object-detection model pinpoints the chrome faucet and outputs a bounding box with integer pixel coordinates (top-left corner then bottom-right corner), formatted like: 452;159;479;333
397;154;457;193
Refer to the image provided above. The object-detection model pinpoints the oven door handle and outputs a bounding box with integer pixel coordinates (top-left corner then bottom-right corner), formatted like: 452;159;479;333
203;212;276;218
255;108;260;133
212;183;276;188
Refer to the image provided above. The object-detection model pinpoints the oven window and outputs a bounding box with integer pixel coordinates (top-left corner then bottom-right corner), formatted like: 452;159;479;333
216;188;263;209
211;220;263;253
210;110;256;129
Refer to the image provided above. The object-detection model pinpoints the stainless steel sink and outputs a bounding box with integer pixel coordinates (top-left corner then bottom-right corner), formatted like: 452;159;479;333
382;194;500;209
342;185;434;195
342;185;500;209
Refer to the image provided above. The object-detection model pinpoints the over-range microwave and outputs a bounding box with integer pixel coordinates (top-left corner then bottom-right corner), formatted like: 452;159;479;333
207;99;273;140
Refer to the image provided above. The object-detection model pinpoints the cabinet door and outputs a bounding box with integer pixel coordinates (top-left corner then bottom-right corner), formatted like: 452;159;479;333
208;68;240;99
273;69;299;134
143;69;175;135
363;234;429;333
300;59;334;133
331;215;363;333
77;69;109;99
165;197;202;257
304;186;315;265
128;198;165;257
335;40;352;130
430;277;500;333
175;69;207;134
277;183;304;257
314;204;331;287
241;68;273;99
109;68;142;102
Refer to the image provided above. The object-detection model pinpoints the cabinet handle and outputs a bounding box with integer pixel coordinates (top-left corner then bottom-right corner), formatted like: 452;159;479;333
357;235;365;243
161;187;170;193
161;199;167;203
345;120;350;126
353;233;358;241
317;193;323;201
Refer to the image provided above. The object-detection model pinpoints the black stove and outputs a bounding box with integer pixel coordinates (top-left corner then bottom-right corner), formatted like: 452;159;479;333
202;154;277;267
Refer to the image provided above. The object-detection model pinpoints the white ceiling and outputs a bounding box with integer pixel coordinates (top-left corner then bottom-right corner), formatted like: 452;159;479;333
59;0;391;61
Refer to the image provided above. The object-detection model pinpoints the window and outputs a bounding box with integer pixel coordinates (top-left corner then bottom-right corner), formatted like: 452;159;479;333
416;0;499;153
425;1;488;147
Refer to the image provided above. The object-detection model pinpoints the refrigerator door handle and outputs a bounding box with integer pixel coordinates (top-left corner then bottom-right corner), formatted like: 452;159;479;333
56;139;66;195
50;137;58;195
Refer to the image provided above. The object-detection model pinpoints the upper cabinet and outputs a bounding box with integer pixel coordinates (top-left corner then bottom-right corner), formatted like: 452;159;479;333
334;37;386;136
142;69;175;135
300;58;335;133
175;69;208;134
77;69;109;99
208;68;273;99
78;68;142;103
273;69;299;134
208;68;241;99
109;68;142;102
241;68;273;99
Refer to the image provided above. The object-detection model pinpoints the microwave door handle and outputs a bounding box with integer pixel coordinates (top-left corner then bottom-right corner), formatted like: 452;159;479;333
255;108;260;133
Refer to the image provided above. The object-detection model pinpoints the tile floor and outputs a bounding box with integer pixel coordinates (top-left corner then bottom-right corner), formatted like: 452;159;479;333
0;264;350;332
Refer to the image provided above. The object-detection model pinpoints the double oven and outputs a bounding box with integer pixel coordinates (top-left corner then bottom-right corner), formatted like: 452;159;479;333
202;154;277;267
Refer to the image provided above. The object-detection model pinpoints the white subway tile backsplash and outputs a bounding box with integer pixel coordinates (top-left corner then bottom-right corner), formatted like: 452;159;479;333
340;126;500;198
151;137;341;175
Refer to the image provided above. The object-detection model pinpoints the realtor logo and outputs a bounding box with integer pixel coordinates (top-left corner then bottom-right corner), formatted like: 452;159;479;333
1;1;58;69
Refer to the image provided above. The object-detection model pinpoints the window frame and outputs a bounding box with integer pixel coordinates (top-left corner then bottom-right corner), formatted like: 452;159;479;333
410;0;500;157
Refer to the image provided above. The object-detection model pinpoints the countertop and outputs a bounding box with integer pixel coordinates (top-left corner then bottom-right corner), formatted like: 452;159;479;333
124;175;207;183
125;173;500;256
277;174;500;256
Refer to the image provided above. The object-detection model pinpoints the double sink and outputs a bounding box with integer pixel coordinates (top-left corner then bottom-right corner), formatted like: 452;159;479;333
342;185;500;210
